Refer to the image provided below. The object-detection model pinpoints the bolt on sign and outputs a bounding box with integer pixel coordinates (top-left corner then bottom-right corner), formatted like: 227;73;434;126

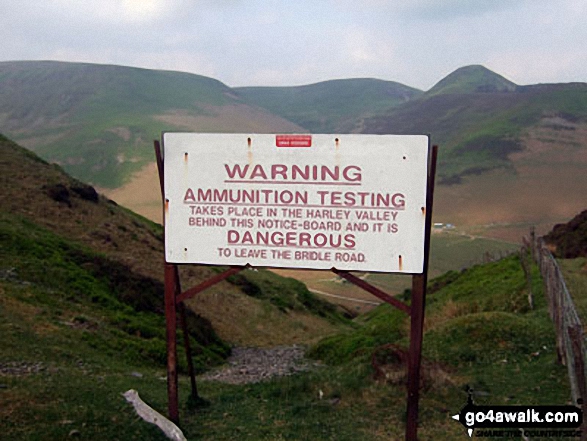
163;133;429;273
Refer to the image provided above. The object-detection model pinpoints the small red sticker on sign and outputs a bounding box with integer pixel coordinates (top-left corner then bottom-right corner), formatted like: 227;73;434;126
276;135;312;147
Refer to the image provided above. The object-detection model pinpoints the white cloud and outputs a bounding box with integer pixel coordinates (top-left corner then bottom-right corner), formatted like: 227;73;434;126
566;0;587;15
400;0;521;17
0;0;195;37
329;0;530;21
345;29;387;63
0;0;585;89
487;49;586;85
119;0;167;22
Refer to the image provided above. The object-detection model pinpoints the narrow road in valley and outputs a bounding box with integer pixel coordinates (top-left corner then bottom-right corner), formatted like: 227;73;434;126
309;289;382;306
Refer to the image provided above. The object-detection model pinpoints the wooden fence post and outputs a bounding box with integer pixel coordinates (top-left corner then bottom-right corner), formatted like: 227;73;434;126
568;326;587;440
519;244;534;310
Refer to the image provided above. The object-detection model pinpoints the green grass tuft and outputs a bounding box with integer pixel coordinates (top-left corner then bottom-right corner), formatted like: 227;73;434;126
0;213;228;370
228;269;348;323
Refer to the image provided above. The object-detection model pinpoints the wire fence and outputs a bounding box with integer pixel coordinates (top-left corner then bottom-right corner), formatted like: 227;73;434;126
526;232;587;433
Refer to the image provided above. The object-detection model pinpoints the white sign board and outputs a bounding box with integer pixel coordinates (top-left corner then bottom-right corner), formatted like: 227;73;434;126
163;133;429;273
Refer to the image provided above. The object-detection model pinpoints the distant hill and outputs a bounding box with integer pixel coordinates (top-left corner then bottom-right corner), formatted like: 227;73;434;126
425;65;517;96
3;60;586;189
544;210;587;258
0;61;302;187
2;60;587;240
359;68;587;183
0;134;345;347
235;64;587;184
235;78;422;133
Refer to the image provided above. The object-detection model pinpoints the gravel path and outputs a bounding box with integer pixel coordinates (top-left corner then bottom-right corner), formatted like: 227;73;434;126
201;345;320;385
0;361;49;376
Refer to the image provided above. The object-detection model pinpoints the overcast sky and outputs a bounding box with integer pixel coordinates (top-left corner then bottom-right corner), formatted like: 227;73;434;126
1;0;585;90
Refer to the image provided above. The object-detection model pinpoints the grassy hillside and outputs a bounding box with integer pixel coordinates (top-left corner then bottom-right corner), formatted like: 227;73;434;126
3;226;575;440
360;68;587;183
544;209;587;258
2;60;586;190
235;78;422;133
274;232;519;315
304;255;571;438
0;133;346;345
3;60;587;245
0;61;302;187
0;212;229;369
236;63;587;187
1;213;216;439
426;65;517;96
0;134;229;438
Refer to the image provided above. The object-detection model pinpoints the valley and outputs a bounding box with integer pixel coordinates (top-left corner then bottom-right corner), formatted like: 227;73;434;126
1;60;586;439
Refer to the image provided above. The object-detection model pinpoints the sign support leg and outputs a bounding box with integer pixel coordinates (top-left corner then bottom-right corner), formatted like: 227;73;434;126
175;266;199;400
405;144;437;440
406;274;427;440
165;262;179;424
156;140;180;422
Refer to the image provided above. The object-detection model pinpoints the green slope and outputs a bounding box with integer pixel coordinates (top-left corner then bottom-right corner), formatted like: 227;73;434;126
309;255;571;433
2;60;587;193
2;217;575;439
360;67;587;182
0;134;353;440
235;78;422;133
0;60;230;121
0;132;579;438
0;212;229;368
237;64;587;185
0;61;301;187
0;133;346;342
544;209;587;258
0;132;231;370
426;64;517;96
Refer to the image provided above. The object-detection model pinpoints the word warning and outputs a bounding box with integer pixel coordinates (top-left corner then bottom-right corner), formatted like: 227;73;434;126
163;133;429;273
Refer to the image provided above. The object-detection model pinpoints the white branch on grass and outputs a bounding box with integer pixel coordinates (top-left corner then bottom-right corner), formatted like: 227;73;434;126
123;389;187;441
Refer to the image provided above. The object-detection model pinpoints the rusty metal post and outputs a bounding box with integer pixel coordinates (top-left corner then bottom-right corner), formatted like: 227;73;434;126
179;303;199;399
156;140;180;423
154;140;164;200
176;266;247;304
165;262;179;423
406;144;437;440
332;268;410;314
568;326;587;440
406;274;426;439
175;266;199;400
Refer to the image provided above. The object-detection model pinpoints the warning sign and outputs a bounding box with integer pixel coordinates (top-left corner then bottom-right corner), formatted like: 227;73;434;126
163;133;429;273
275;134;312;147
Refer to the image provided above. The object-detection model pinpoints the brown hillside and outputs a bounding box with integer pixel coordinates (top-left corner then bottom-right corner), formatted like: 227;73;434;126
0;134;342;345
108;119;587;245
544;209;587;258
433;118;587;242
0;133;207;287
